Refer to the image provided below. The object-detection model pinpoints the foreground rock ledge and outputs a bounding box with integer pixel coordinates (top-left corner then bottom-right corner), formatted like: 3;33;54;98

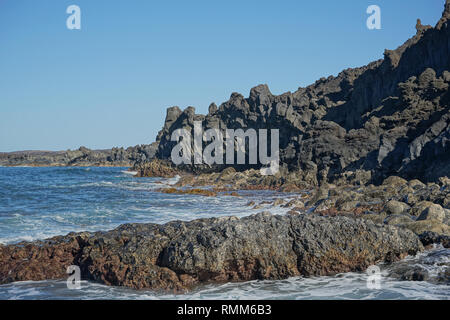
0;213;423;292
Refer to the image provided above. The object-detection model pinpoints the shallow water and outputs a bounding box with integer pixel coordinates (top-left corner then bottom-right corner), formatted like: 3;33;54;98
0;167;448;300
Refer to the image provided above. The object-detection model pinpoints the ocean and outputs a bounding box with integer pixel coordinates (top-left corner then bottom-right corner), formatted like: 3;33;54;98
0;167;448;300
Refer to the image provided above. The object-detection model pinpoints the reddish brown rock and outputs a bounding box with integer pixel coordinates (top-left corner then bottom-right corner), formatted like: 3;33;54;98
0;213;424;292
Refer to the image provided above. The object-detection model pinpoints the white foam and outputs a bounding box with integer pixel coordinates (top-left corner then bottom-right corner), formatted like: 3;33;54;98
121;170;137;176
166;175;180;185
1;267;448;300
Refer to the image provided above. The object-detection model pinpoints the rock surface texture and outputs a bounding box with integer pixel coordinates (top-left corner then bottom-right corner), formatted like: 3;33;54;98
0;213;423;291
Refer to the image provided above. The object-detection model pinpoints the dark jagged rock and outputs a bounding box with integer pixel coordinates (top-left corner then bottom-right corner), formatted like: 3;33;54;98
387;245;449;284
419;231;450;248
0;143;158;167
0;213;423;291
149;3;450;185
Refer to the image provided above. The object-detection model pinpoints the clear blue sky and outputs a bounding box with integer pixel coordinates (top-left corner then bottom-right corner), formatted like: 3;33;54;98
0;0;445;151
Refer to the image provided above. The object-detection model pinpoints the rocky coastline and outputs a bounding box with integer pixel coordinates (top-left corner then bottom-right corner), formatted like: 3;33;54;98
141;1;450;186
0;143;157;167
0;169;448;291
1;2;450;293
0;212;426;291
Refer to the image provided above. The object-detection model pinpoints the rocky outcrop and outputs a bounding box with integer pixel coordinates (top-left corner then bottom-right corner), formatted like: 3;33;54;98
0;143;157;167
387;244;449;284
133;158;179;177
149;2;450;185
0;213;423;291
166;169;450;239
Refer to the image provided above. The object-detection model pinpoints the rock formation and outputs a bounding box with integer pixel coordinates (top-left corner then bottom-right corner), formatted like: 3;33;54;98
0;213;423;291
0;143;158;167
149;2;450;185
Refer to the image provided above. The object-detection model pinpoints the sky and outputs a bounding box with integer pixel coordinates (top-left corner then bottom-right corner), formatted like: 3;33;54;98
0;0;445;152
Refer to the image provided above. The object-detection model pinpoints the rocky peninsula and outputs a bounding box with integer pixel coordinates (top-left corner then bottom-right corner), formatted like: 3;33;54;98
0;143;157;167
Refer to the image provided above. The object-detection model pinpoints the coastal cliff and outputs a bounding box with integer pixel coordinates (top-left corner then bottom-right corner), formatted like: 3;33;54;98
145;2;450;186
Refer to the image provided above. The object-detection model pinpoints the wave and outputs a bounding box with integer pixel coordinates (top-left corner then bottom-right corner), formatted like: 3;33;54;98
1;251;448;299
121;170;137;176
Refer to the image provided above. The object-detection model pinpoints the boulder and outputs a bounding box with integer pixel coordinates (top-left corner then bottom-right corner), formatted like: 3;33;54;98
404;220;450;236
417;204;445;222
410;201;435;217
385;200;410;215
418;231;450;248
382;176;408;188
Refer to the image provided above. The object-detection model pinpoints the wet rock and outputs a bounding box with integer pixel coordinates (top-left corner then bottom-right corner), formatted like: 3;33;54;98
282;199;305;209
134;159;179;178
402;267;430;281
0;213;424;291
418;231;450;248
400;267;430;281
158;187;217;197
386;245;449;284
272;198;285;206
436;269;450;284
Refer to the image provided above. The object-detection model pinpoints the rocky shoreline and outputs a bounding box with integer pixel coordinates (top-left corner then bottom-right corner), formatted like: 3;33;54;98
0;212;427;292
0;167;448;291
1;1;449;294
134;160;450;237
